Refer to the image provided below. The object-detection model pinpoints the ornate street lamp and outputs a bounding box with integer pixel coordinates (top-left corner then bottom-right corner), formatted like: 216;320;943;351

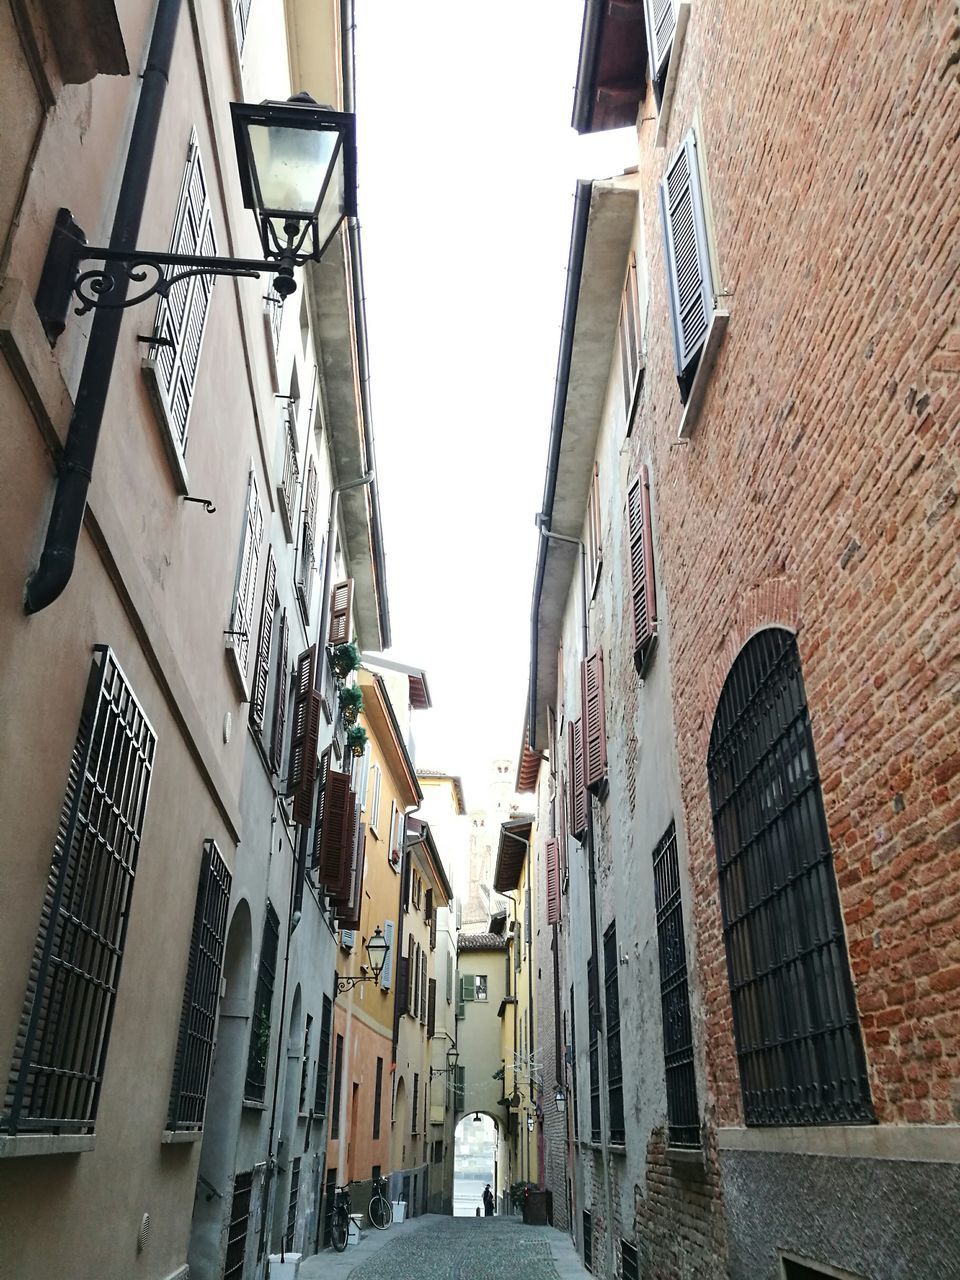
526;1113;536;1133
429;1042;460;1081
335;926;390;997
554;1086;566;1115
37;94;356;335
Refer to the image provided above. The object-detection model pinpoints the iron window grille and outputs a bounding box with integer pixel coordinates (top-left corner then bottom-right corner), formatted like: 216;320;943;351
603;923;625;1145
224;1168;253;1280
707;628;874;1126
652;822;701;1148
322;1168;337;1248
569;988;580;1140
244;901;280;1102
583;1210;593;1273
621;1240;640;1280
314;995;332;1118
286;1156;301;1250
3;646;156;1135
167;840;232;1130
373;1056;383;1138
330;1033;344;1138
299;1014;312;1113
586;959;601;1143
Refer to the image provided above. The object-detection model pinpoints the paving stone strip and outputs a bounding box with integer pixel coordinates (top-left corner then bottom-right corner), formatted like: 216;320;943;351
344;1217;563;1280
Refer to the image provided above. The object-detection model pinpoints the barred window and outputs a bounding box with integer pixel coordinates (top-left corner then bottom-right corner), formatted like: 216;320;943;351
167;840;232;1131
652;822;699;1147
568;987;580;1140
707;628;873;1126
603;923;625;1144
583;1210;593;1273
286;1156;301;1250
2;647;156;1135
587;958;601;1143
244;902;280;1102
313;995;332;1118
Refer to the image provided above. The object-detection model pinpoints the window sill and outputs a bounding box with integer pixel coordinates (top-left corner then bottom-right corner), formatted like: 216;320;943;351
717;1123;960;1163
667;1144;704;1166
654;1;692;151
677;310;729;441
0;1132;95;1159
161;1128;202;1145
242;1098;268;1111
225;636;251;703
142;356;190;496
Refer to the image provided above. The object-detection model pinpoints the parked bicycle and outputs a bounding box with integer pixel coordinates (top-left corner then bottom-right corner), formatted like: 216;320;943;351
368;1172;393;1230
330;1184;352;1253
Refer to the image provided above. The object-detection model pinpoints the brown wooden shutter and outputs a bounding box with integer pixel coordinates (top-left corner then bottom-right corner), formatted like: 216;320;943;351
545;837;561;925
397;955;409;1016
568;717;587;838
425;888;433;922
628;466;658;670
311;748;332;870
427;978;436;1038
328;578;354;645
270;610;289;775
317;771;353;896
286;645;317;795
559;783;569;882
429;902;437;951
337;823;366;930
251;549;277;730
420;951;427;1022
292;690;322;825
581;652;607;794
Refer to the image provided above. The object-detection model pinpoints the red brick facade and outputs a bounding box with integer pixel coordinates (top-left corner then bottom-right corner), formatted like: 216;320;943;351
633;1;960;1130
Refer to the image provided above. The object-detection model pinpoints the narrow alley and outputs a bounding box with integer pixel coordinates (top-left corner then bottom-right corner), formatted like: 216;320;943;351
299;1216;592;1280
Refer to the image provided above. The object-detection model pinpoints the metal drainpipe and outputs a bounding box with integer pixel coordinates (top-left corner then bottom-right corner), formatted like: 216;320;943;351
24;0;184;614
537;523;613;1272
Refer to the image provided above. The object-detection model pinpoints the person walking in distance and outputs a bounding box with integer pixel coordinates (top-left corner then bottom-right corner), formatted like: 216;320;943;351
482;1184;495;1216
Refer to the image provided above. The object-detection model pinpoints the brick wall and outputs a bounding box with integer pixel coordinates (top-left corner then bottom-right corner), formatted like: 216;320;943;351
633;0;960;1130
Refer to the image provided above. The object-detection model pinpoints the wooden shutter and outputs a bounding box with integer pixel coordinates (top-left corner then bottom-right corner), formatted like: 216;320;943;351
328;579;354;645
460;974;475;1003
644;0;677;81
286;646;317;795
660;131;714;378
232;471;263;675
545;838;561;925
581;652;607;793
270;610;289;774
628;466;658;668
568;718;587;838
420;951;427;1022
425;888;433;923
311;748;332;870
619;255;643;422
397;955;409;1017
292;689;321;825
337;823;366;930
381;919;395;989
153;133;215;450
429;903;437;951
304;459;318;535
427;978;436;1038
317;771;353;896
251;549;277;730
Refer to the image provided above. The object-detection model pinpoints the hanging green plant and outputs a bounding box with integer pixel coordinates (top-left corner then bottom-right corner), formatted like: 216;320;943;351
339;684;364;725
346;724;368;758
331;640;362;680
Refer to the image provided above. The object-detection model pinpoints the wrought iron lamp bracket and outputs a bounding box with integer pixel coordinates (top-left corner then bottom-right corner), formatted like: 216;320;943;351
335;973;380;997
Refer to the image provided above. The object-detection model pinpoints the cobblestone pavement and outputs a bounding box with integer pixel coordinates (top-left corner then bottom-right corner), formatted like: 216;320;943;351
298;1213;591;1280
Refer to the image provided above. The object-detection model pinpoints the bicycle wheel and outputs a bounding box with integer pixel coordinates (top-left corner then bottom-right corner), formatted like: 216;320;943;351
368;1192;392;1230
331;1210;349;1253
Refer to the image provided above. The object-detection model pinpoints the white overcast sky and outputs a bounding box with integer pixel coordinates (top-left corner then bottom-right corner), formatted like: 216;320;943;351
355;2;635;808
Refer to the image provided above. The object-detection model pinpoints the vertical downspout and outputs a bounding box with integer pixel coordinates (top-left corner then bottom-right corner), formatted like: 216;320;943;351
24;0;184;614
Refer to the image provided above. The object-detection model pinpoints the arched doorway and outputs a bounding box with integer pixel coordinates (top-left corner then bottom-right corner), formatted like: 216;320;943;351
453;1112;499;1216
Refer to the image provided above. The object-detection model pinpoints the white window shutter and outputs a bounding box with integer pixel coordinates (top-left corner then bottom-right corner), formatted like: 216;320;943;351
381;919;395;989
659;130;715;378
644;0;678;81
231;470;263;674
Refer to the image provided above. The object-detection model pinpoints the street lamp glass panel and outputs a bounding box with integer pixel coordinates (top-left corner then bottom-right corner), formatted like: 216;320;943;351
527;1115;535;1132
366;927;389;979
554;1088;566;1114
446;1044;460;1073
248;121;338;215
